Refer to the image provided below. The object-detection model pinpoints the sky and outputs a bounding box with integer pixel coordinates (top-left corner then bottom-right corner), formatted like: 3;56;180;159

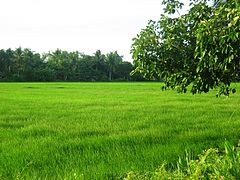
0;0;167;62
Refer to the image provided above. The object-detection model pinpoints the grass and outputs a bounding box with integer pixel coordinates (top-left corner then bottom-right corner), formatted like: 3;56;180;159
0;82;240;179
125;141;240;179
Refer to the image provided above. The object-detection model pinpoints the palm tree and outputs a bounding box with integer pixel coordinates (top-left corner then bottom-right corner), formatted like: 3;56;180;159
93;50;106;72
13;47;24;78
105;51;123;81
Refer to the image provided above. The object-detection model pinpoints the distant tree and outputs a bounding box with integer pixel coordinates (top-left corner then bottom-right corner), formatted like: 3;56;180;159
3;49;15;80
0;49;9;80
67;51;81;81
0;48;134;82
12;47;24;80
92;50;108;80
105;51;123;81
77;54;96;81
115;62;134;81
21;48;43;81
47;49;72;81
93;50;106;71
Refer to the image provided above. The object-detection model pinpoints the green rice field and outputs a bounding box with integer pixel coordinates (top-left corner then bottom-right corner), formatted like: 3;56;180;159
1;82;240;179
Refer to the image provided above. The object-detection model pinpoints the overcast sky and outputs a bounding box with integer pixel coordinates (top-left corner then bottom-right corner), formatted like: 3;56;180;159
0;0;168;61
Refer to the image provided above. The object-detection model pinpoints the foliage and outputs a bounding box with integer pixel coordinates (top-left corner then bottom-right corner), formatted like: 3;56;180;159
131;0;240;96
124;141;240;179
105;51;124;80
0;48;134;82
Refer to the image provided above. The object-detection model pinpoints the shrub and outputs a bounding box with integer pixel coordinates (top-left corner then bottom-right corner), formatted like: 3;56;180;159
125;141;240;179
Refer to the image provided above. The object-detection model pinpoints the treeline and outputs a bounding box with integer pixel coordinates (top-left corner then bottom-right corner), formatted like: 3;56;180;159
0;48;145;82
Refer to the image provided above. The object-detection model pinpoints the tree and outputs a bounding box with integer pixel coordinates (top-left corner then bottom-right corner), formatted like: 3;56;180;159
194;0;240;96
0;48;133;82
47;49;73;81
12;47;25;80
93;50;106;71
115;62;134;81
131;0;240;96
0;49;10;80
21;48;43;81
92;50;108;80
105;51;123;81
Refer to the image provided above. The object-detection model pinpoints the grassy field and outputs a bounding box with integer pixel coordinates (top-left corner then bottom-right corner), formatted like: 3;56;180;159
1;82;240;179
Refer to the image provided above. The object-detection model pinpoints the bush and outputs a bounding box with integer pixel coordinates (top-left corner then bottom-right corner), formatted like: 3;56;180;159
124;141;240;179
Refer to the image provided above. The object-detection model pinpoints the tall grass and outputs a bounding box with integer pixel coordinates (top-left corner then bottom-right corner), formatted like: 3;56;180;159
1;82;240;179
125;141;240;179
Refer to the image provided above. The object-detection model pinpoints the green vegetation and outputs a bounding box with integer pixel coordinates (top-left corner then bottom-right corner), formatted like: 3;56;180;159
0;48;140;82
131;0;240;96
125;142;240;179
1;82;240;179
1;1;239;179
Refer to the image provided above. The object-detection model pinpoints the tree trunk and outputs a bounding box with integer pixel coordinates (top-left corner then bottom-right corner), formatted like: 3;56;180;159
108;71;112;81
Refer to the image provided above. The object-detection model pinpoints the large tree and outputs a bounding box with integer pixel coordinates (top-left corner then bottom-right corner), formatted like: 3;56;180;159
131;0;240;96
